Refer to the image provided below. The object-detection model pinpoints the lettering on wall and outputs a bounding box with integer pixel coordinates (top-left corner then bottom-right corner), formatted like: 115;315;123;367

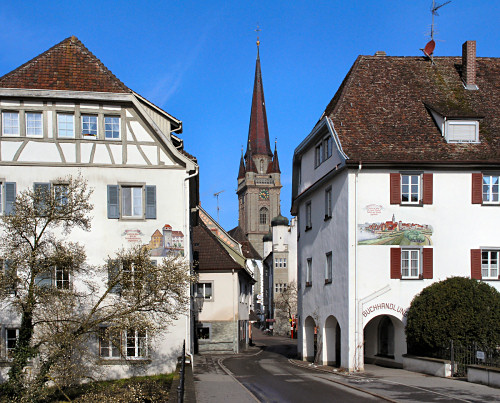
122;229;144;243
358;214;433;245
365;204;383;216
362;303;409;318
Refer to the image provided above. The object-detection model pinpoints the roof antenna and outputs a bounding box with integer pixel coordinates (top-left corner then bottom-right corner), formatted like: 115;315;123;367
420;0;451;64
213;190;225;223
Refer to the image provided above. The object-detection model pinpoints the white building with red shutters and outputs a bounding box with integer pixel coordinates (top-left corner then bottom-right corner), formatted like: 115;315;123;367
291;41;500;371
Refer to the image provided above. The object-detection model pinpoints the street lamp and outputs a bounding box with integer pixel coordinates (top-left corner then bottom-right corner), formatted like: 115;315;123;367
195;293;204;313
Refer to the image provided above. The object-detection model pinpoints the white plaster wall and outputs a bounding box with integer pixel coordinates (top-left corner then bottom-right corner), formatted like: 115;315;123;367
198;272;236;322
298;169;351;367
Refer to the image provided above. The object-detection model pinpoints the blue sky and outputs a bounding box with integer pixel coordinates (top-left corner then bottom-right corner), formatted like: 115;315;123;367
0;1;498;230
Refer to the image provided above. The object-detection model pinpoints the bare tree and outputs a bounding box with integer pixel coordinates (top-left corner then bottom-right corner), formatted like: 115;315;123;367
273;281;297;336
0;176;194;400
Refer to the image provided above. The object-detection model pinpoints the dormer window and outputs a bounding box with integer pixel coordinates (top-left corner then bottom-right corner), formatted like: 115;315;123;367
444;120;479;143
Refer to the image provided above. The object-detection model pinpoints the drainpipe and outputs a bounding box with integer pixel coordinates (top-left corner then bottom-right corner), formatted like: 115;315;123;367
354;161;362;371
233;268;237;353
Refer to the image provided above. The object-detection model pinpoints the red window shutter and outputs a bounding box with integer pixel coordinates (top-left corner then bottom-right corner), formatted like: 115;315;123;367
422;248;433;279
422;173;433;205
390;173;401;204
471;249;482;280
471;173;483;204
390;248;401;279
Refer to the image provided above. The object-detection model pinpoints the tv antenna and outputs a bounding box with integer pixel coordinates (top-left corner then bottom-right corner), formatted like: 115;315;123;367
214;190;225;223
421;0;451;64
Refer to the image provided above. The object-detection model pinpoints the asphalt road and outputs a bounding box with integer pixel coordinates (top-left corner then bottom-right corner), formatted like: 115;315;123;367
222;333;383;403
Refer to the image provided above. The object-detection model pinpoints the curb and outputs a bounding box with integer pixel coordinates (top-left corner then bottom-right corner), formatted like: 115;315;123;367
218;357;261;402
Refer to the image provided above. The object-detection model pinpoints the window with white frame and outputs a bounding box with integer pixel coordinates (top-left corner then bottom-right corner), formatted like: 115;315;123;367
401;174;421;204
305;201;312;229
401;249;420;279
81;115;98;138
445;120;479;143
105;116;120;140
122;186;143;218
306;258;312;285
57;113;74;138
55;266;70;290
99;327;121;358
325;252;333;283
108;184;156;220
53;183;69;209
196;282;213;300
2;112;19;136
26;112;43;137
5;328;19;359
126;328;148;358
325;187;332;218
481;250;499;279
482;175;499;204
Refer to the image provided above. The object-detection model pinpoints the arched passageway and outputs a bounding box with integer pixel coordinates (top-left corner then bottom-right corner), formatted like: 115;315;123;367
323;315;341;367
303;316;317;362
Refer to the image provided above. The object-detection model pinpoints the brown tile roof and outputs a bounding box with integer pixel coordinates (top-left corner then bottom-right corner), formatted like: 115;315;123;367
228;226;262;260
323;55;500;164
193;221;243;271
0;36;130;93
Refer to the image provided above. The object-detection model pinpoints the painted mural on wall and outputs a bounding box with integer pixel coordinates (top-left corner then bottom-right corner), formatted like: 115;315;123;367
147;224;184;256
358;214;433;246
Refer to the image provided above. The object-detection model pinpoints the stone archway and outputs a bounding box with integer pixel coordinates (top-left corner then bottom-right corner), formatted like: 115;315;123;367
303;316;317;362
323;315;341;367
363;314;406;368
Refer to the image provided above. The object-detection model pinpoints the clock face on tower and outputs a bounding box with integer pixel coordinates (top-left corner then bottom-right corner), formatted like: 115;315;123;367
259;188;269;200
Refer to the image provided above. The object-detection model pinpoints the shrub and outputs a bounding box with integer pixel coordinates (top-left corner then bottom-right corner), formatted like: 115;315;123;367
405;276;500;356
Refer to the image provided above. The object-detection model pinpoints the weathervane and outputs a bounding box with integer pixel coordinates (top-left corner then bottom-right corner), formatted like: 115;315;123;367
421;0;451;64
255;24;261;48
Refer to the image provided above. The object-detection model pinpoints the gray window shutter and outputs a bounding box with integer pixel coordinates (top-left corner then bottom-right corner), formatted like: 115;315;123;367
34;183;50;215
145;185;156;219
35;270;53;288
107;185;120;219
5;182;16;215
108;259;121;294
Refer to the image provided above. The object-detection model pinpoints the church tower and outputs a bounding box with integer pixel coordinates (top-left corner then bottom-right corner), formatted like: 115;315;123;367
236;40;282;257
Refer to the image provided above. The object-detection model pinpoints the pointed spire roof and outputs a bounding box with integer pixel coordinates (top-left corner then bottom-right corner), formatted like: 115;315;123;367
238;150;246;179
245;43;272;159
268;141;281;173
0;36;130;93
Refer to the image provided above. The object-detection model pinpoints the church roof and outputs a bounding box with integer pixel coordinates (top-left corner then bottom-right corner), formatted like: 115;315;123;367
0;36;130;93
238;153;246;179
267;143;281;173
245;46;272;159
228;226;262;260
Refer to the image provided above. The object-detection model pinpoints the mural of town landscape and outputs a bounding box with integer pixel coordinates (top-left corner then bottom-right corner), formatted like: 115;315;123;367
148;224;184;256
358;214;433;245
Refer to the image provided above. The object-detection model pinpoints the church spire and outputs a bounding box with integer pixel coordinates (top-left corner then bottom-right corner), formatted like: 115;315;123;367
238;148;246;179
245;41;272;159
268;139;281;174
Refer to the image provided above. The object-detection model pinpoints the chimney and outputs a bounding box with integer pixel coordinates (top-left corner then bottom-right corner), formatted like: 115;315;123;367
462;40;478;90
374;51;386;57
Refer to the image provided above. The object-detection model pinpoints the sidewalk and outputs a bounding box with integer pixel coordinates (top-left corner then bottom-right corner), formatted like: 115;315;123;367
290;360;500;402
192;346;261;403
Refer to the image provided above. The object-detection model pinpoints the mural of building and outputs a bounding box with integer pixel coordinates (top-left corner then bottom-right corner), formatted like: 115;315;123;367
148;224;185;256
292;41;500;371
0;37;198;380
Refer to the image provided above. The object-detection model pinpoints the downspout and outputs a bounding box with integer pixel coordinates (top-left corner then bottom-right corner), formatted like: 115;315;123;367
354;161;362;371
184;164;199;357
232;268;237;353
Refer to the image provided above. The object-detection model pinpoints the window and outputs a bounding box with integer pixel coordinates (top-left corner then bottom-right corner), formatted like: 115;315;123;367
391;248;433;280
481;250;499;280
283;258;287;268
126;328;148;358
105;116;120;140
401;249;420;279
315;142;324;167
57;114;74;138
445;120;479;143
401;175;420;204
99;327;121;358
306;258;312;286
325;136;333;159
2;112;19;136
54;183;69;208
5;328;19;359
1;259;16;293
55;266;70;290
325;187;332;219
259;207;269;225
82;115;98;138
26;112;43;137
482;175;499;204
390;173;433;205
305;201;312;230
34;183;51;215
0;182;16;215
196;282;213;300
197;326;210;340
315;136;333;168
108;185;156;220
325;252;332;283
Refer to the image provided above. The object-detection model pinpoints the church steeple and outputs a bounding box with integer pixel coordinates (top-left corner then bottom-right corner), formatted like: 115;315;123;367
268;141;281;174
245;42;272;159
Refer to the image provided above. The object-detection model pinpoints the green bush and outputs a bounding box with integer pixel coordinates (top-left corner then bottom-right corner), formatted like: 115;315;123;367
405;277;500;356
